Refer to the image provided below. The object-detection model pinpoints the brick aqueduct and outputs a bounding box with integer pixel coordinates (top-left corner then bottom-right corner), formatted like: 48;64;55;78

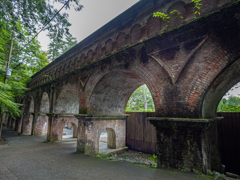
5;0;240;174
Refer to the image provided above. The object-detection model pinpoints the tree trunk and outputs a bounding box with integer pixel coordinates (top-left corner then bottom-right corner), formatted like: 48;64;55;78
142;85;147;110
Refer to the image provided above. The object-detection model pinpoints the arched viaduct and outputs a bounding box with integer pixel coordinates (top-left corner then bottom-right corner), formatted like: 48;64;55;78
6;0;240;175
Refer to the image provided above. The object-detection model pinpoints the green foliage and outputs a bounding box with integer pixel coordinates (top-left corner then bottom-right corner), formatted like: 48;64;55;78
148;154;157;167
49;137;55;142
193;168;204;175
153;12;170;23
217;96;240;112
0;0;82;120
97;152;109;158
47;33;77;62
107;154;117;160
126;85;155;112
79;107;88;114
192;0;202;15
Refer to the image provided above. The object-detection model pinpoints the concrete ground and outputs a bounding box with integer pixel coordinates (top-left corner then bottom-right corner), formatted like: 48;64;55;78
0;127;209;180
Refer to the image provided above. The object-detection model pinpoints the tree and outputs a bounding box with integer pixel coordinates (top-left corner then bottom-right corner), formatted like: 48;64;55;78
217;82;240;112
126;85;155;112
217;96;240;112
47;32;77;61
0;0;83;139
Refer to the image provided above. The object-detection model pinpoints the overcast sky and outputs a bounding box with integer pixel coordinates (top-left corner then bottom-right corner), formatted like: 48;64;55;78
38;0;139;51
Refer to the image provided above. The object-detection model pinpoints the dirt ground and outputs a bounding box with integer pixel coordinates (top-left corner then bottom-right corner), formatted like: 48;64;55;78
96;149;157;167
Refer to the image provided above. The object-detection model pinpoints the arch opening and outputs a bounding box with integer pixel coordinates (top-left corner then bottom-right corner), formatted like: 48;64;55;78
54;84;79;114
126;84;155;112
88;70;152;115
62;122;78;140
201;59;240;175
216;82;240;112
202;59;240;118
98;128;116;153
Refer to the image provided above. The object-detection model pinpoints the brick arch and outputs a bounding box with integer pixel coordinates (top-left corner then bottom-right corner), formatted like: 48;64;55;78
79;54;85;68
54;68;58;79
61;63;67;75
88;70;154;115
167;1;186;28
54;84;79;114
105;39;113;55
63;119;78;138
130;24;141;44
147;16;161;38
52;116;78;141
202;59;240;118
87;49;93;64
29;96;34;113
67;61;71;72
95;44;102;60
73;58;77;70
116;32;126;50
97;127;116;153
40;92;50;113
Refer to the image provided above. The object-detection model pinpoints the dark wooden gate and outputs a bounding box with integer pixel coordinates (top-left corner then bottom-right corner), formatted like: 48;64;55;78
126;112;157;154
126;112;240;174
217;112;240;175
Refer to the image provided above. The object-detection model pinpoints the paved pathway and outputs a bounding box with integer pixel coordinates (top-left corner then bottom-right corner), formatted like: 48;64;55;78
0;128;209;180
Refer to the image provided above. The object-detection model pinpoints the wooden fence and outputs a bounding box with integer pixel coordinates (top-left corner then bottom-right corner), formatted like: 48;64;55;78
126;112;240;175
217;112;240;175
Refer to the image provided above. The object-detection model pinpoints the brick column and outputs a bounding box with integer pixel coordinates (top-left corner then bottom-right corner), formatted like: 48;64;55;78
34;113;48;136
22;112;33;135
74;114;128;155
148;117;223;174
15;114;23;133
46;113;54;141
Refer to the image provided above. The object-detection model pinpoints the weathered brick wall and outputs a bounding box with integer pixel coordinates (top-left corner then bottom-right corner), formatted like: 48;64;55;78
27;0;235;89
76;115;127;154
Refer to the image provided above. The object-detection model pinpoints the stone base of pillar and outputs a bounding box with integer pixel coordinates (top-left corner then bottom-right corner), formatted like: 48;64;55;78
74;114;128;155
148;117;223;174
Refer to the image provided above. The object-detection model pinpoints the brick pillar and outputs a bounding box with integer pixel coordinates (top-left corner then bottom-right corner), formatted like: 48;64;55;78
11;118;16;131
46;113;54;141
148;117;223;174
34;113;48;136
22;113;33;135
74;114;128;154
16;114;23;133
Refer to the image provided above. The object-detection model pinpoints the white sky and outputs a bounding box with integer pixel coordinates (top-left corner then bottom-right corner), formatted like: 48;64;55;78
37;0;240;98
37;0;139;51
